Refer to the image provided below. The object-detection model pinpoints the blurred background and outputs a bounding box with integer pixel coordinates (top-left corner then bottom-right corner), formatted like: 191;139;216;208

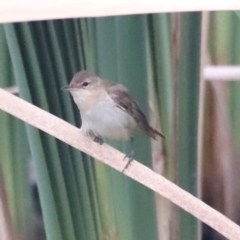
0;11;240;240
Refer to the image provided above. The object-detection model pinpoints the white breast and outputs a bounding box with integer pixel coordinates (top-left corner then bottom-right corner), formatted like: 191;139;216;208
80;93;136;140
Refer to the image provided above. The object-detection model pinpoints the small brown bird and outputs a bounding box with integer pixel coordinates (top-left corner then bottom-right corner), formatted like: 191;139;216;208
62;70;165;170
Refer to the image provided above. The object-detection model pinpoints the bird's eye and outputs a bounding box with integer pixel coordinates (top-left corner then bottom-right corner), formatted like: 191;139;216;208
82;82;89;87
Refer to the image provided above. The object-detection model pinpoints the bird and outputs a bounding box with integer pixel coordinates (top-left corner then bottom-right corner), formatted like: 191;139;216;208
62;70;165;171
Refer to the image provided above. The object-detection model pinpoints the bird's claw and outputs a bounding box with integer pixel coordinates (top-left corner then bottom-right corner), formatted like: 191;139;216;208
122;154;134;172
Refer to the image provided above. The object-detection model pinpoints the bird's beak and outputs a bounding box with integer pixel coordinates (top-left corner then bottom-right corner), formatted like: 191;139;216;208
61;85;70;91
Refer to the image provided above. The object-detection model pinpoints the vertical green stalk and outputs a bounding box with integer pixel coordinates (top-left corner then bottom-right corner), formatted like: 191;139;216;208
145;13;174;240
114;15;158;240
4;23;64;240
229;12;240;152
0;25;30;239
178;13;201;240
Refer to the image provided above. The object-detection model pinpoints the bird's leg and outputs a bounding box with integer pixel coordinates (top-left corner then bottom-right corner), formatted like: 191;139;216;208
122;136;134;172
94;135;104;145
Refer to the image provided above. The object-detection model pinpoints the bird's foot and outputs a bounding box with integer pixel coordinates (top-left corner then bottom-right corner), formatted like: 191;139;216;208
94;136;104;145
122;153;134;172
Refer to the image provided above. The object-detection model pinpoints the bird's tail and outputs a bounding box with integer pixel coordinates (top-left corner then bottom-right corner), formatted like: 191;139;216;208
148;126;166;140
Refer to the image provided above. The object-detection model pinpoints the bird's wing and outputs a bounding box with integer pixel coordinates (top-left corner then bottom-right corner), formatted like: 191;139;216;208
107;83;165;139
107;84;151;131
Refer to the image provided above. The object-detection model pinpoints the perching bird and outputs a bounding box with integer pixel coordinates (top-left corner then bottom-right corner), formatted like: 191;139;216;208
62;70;165;170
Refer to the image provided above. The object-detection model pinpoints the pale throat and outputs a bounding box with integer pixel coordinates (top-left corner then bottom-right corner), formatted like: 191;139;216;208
70;88;106;113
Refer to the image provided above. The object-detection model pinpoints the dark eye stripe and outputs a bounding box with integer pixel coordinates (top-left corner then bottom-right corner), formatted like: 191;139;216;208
82;82;89;87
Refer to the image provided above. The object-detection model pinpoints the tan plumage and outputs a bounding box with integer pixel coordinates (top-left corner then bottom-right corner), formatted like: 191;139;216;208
62;70;165;141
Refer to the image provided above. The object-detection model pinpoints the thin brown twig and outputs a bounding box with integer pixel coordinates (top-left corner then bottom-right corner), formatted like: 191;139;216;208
171;12;180;240
197;11;209;238
198;11;209;201
0;88;240;240
172;12;180;190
